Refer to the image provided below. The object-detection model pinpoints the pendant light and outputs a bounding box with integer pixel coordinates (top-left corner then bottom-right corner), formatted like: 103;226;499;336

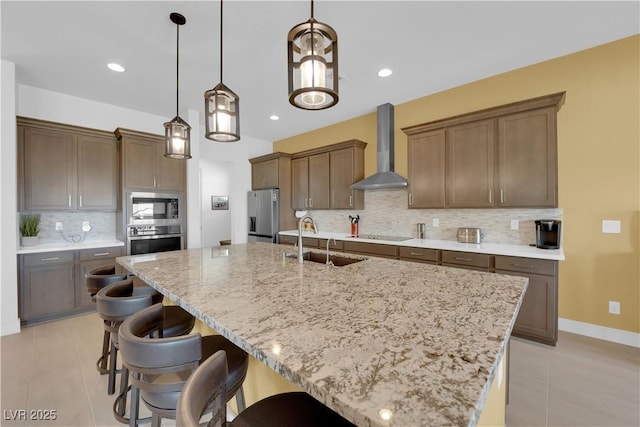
164;13;192;159
287;0;339;110
204;0;240;142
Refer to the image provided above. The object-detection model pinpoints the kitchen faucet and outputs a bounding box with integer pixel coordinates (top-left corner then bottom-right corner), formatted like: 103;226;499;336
297;214;318;264
326;237;336;265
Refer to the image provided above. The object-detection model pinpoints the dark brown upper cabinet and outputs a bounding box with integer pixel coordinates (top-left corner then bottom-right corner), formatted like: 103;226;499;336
287;140;366;211
18;117;118;211
403;92;564;209
115;128;185;193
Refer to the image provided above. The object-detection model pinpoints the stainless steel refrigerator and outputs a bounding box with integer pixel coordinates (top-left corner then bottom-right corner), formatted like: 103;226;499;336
247;189;280;243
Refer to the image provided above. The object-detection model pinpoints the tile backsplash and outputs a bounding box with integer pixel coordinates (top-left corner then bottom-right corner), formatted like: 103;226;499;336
307;189;562;245
22;211;116;244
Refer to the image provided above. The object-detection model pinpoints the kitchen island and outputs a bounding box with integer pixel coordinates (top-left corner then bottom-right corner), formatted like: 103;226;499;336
117;242;527;427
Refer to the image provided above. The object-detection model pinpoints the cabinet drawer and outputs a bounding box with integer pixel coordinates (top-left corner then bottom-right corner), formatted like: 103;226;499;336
23;251;74;267
79;246;123;262
398;247;438;263
278;235;319;248
441;251;490;269
494;256;556;276
343;241;397;258
279;235;296;245
319;239;344;251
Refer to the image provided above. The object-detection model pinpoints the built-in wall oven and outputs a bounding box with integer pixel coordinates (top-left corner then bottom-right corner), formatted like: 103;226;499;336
125;192;184;255
127;225;183;255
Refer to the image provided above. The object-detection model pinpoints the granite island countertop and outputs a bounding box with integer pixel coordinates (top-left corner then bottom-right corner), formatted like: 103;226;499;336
117;242;527;427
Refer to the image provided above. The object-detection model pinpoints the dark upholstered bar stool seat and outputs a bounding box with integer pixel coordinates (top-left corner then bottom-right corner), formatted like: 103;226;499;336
96;280;196;425
177;351;356;427
85;265;128;374
119;303;249;427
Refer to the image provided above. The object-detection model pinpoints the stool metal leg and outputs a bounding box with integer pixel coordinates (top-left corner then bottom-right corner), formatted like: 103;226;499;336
235;387;246;413
96;327;110;374
107;340;118;395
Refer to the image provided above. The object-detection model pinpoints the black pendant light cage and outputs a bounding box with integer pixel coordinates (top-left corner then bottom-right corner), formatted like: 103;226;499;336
164;12;192;159
287;1;339;110
204;0;240;142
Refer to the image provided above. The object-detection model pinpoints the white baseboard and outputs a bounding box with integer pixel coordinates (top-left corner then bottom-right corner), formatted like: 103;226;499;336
559;318;640;348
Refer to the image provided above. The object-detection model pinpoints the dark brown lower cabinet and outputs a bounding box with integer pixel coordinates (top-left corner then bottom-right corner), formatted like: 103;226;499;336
342;241;398;259
495;255;558;346
21;252;75;323
19;246;123;325
441;250;491;271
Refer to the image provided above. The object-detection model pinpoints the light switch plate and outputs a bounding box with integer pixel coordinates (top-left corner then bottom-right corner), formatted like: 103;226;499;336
602;220;621;234
432;218;439;227
55;222;63;231
609;301;621;315
510;220;519;230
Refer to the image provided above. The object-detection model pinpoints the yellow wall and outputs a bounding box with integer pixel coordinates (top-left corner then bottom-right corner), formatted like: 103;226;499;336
275;35;640;334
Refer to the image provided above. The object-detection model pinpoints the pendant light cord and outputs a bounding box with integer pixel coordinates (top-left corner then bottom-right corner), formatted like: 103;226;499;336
219;0;223;84
310;0;314;18
176;22;180;116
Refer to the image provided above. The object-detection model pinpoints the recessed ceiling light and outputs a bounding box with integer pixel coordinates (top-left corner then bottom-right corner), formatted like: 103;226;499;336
107;63;125;73
378;68;392;78
269;115;279;121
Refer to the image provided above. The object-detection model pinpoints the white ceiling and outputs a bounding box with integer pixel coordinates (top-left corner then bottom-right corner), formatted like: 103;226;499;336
2;1;638;142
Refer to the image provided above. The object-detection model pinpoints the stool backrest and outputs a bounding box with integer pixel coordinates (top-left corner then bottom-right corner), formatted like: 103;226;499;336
118;304;203;415
95;279;153;322
85;265;127;297
177;350;228;427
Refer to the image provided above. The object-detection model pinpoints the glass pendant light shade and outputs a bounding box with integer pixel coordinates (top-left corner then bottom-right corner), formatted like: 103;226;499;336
164;116;192;159
204;0;240;142
287;1;338;110
204;82;240;142
164;12;191;159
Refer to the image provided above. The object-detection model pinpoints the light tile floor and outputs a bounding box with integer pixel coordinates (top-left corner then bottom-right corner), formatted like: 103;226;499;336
1;313;639;427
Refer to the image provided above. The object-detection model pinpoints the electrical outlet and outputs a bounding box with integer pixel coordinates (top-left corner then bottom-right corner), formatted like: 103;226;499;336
510;220;519;230
608;301;621;315
82;221;91;232
55;222;63;231
432;218;439;227
602;220;621;234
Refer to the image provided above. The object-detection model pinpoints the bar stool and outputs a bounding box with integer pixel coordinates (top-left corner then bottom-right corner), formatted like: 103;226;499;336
85;265;127;374
95;279;196;424
177;350;356;427
118;303;249;427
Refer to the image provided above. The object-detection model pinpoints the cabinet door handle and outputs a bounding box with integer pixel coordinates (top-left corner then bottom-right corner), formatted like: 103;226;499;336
93;252;110;257
154;176;157;188
68;195;72;207
455;257;472;262
500;188;505;204
410;252;423;256
349;196;353;207
488;189;492;204
409;193;413;206
512;263;534;269
41;257;60;261
309;198;313;208
79;195;83;208
304;198;308;208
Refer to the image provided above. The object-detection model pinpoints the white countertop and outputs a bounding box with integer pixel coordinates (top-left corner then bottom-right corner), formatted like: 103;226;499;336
280;230;565;260
16;239;125;254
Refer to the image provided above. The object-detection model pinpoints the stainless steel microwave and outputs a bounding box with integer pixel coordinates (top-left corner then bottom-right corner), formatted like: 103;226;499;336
127;191;183;226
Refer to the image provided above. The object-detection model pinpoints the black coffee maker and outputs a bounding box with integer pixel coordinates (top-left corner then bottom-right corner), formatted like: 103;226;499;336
535;219;561;249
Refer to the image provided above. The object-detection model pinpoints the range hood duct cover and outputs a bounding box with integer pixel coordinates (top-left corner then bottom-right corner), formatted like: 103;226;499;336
351;103;408;190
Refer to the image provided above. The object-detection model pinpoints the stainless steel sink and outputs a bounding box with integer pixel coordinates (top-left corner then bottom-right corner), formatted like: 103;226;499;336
284;251;365;267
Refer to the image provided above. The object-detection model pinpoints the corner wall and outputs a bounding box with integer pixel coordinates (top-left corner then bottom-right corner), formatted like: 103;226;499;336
274;35;640;334
1;60;20;335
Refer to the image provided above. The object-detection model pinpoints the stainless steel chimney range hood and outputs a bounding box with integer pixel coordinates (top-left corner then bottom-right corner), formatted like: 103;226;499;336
351;103;408;190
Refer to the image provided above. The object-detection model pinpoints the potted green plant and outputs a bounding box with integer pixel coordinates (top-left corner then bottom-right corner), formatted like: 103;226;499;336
20;213;41;246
